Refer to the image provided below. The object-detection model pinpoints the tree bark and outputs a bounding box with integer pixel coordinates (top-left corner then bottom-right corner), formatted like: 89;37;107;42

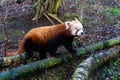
0;37;120;67
0;46;120;80
32;0;63;24
0;0;62;24
72;45;120;80
0;54;72;80
0;53;26;67
77;37;120;56
52;0;62;13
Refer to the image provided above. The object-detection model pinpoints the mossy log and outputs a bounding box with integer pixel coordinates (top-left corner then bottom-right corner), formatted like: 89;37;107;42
72;45;120;80
0;53;26;67
77;37;120;55
0;37;119;79
0;54;72;80
0;37;120;67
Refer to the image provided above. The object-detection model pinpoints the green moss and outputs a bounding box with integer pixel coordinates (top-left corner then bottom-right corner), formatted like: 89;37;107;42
0;35;6;40
107;7;120;16
9;30;24;36
115;21;120;28
82;18;90;27
102;60;120;80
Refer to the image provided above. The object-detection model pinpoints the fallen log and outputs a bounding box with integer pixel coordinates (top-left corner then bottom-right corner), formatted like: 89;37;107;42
77;36;120;55
72;45;120;80
0;54;72;80
0;37;120;67
0;53;26;67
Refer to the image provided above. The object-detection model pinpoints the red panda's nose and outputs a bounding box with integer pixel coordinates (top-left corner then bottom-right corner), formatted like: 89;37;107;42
81;32;84;35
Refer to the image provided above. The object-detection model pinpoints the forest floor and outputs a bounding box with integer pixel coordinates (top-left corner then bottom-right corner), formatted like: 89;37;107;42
0;0;120;80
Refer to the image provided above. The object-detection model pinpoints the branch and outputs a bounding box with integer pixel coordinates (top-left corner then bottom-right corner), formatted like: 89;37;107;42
47;12;63;23
43;12;55;25
77;37;120;56
0;46;120;80
0;54;72;80
0;53;26;67
72;45;120;80
0;37;120;67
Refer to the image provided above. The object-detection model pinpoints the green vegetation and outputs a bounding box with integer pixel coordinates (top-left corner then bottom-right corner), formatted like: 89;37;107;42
107;7;120;16
0;0;119;80
61;13;77;20
9;29;25;36
102;60;120;80
115;21;120;28
0;35;6;40
103;7;120;28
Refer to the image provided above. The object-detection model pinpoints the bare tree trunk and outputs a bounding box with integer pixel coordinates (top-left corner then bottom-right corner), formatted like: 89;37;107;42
72;45;120;80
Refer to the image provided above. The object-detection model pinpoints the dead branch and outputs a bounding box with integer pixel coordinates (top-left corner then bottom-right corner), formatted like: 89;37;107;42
72;45;120;80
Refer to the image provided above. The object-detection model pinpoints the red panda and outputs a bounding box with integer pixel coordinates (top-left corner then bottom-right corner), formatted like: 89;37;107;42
16;18;84;59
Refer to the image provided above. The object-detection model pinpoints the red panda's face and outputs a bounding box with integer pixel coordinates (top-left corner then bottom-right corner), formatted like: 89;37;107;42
65;18;84;37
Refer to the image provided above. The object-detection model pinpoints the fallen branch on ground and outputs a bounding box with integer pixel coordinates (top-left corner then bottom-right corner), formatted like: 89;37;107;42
0;37;120;67
72;45;120;80
0;54;72;80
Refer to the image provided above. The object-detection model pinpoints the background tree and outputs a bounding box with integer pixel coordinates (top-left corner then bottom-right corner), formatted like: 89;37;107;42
32;0;63;24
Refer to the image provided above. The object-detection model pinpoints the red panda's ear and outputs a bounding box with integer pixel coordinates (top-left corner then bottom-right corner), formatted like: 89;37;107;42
75;17;79;22
65;21;71;30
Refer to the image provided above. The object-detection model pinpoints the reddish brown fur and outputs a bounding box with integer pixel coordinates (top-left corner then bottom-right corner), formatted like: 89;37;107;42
17;23;71;54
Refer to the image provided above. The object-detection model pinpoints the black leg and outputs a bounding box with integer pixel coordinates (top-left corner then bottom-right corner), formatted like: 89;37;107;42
63;42;77;58
49;49;60;57
48;42;60;57
39;51;47;60
24;38;34;59
26;52;33;59
48;45;60;57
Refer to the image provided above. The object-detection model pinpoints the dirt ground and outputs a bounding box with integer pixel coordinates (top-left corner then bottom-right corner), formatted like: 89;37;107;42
0;0;120;80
